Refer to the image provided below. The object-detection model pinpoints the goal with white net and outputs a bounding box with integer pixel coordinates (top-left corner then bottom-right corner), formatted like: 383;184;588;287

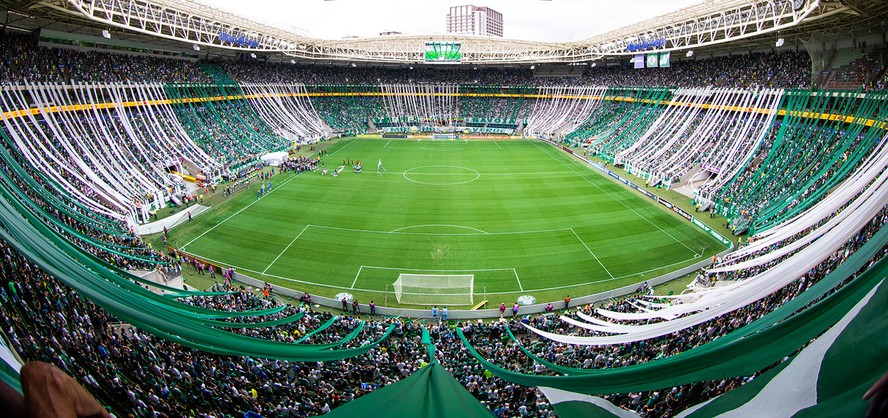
392;274;474;306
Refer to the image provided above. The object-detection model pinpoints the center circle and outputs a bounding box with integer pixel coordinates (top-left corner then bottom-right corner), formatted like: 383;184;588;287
402;165;480;185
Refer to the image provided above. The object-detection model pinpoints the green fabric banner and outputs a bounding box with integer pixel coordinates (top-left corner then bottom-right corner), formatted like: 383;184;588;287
457;231;888;393
325;362;493;418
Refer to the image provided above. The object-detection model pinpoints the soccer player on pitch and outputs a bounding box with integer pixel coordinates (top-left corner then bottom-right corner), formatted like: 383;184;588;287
377;159;386;175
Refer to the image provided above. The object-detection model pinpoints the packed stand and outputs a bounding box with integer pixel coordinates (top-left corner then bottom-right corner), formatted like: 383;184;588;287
0;33;208;85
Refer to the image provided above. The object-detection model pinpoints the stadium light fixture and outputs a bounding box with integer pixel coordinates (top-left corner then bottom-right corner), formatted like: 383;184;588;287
192;44;200;51
686;50;694;57
590;63;596;67
250;52;257;58
101;30;111;39
530;65;535;70
351;63;357;67
776;38;785;47
290;59;296;64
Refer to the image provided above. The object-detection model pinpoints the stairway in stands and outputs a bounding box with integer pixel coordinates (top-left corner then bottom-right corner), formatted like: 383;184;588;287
198;63;239;87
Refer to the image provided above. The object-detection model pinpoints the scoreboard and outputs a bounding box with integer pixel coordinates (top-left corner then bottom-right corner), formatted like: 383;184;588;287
425;42;462;63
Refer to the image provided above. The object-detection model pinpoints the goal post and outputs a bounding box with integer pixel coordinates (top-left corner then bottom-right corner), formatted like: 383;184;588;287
392;274;474;306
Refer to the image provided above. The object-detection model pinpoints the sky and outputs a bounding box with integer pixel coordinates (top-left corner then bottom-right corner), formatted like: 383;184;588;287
199;0;703;42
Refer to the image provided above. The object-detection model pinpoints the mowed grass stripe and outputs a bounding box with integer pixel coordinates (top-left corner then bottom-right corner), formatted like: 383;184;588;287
173;138;723;305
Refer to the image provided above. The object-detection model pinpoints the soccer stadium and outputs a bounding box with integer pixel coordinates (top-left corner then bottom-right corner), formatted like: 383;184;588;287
0;0;886;416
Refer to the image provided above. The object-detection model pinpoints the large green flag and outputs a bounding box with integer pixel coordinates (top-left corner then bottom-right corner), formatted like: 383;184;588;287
325;362;493;418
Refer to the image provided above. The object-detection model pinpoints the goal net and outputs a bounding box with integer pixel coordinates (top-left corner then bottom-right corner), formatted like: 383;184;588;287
392;274;474;306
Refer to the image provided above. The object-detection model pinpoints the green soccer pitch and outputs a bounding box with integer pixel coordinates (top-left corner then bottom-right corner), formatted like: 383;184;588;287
169;138;724;308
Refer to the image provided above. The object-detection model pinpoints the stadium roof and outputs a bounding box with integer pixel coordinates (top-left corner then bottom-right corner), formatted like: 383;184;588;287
2;0;887;64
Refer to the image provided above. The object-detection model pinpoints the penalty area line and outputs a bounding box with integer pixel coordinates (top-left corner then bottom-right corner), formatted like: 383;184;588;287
570;227;615;279
262;225;310;274
351;266;364;289
531;141;698;255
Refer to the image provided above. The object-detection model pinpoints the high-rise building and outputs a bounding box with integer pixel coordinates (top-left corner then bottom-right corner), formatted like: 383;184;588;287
446;5;503;37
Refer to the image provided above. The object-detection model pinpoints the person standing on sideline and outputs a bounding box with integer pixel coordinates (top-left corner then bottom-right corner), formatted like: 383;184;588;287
369;300;376;315
341;297;348;311
512;302;519;317
442;306;448;321
432;306;438;319
352;298;359;314
564;295;571;309
499;303;506;317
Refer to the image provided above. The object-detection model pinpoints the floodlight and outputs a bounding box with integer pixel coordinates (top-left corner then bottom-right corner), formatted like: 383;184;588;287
192;44;200;51
250;53;257;58
776;38;785;47
101;30;111;39
530;65;535;70
686;50;694;57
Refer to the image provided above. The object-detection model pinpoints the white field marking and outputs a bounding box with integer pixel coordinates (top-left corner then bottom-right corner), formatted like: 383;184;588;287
402;165;480;185
484;253;707;294
309;224;572;237
419;147;465;151
384;139;392;148
494;141;502;150
326;138;356;157
179;139;356;251
530;141;697;254
352;265;521;292
351;265;364;289
569;227;615;279
179;173;300;250
262;225;310;274
176;249;706;296
385;171;570;177
357;265;523;292
362;265;516;272
389;224;489;234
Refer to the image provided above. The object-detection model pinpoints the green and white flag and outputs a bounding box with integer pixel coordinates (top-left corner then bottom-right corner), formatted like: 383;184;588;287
541;279;886;418
539;387;640;418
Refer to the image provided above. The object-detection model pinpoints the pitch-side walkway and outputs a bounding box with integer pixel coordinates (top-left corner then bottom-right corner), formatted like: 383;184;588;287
135;204;210;235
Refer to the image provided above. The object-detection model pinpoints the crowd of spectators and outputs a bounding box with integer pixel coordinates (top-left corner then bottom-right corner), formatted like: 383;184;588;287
0;33;208;85
219;51;814;90
0;33;825;90
1;197;884;417
825;47;886;90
